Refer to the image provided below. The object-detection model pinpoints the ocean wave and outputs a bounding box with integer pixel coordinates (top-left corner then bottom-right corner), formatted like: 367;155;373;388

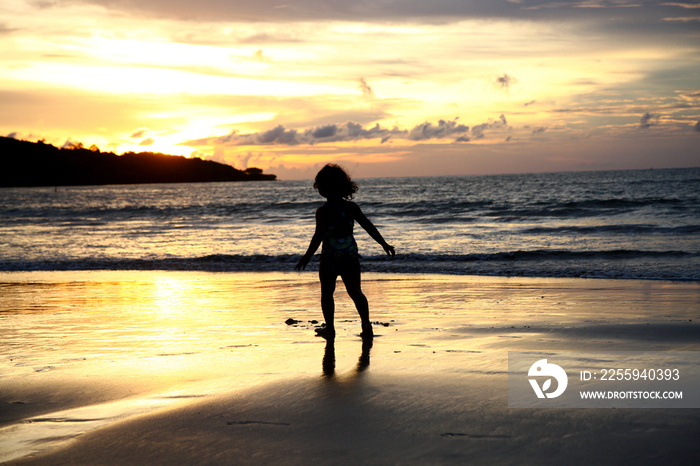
383;249;698;261
2;250;697;281
6;195;696;224
520;224;700;235
380;198;699;223
0;200;322;222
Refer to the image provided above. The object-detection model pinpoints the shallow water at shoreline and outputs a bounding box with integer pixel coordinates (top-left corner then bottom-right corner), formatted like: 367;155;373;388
2;271;699;382
2;271;698;379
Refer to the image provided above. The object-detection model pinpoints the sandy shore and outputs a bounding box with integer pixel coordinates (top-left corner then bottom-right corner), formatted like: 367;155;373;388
1;271;699;465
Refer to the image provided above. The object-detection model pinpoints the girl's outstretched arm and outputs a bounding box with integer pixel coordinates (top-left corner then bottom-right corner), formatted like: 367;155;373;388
295;209;326;270
351;203;395;258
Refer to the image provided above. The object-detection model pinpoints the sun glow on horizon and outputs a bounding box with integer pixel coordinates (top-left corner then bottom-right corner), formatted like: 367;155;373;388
1;1;698;178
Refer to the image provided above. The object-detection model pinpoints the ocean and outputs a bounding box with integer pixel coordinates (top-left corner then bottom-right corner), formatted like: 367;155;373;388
1;168;698;280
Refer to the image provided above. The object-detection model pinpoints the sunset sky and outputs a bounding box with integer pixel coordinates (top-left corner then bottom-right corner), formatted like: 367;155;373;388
1;0;698;179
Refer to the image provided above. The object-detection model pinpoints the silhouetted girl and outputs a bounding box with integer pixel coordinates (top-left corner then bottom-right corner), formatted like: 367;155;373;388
295;164;395;338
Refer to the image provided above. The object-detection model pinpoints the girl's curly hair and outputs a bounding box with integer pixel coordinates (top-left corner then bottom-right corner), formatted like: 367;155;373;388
313;164;358;200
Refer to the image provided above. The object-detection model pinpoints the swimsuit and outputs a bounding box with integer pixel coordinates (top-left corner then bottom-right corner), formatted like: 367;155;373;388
320;201;359;275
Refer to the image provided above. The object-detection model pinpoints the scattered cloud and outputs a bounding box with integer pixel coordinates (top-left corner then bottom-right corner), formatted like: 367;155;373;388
471;114;508;139
0;23;18;35
31;2;58;10
258;125;300;144
182;116;511;148
678;91;700;101
65;0;692;24
408;118;468;141
639;112;659;129
311;124;338;139
238;152;257;169
358;78;374;98
662;16;700;21
662;3;700;8
130;128;149;138
344;122;402;141
494;73;517;92
185;121;399;146
237;33;303;44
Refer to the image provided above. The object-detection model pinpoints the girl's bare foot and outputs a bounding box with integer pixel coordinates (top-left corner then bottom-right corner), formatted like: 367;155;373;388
315;326;335;338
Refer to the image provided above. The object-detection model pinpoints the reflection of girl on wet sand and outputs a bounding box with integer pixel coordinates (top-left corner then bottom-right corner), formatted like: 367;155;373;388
295;164;395;338
322;338;373;379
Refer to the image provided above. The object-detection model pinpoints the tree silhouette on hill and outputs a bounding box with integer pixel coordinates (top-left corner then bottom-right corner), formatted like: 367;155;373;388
0;137;276;187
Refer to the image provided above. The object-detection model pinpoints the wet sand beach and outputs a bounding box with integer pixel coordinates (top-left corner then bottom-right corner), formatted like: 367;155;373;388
1;271;699;465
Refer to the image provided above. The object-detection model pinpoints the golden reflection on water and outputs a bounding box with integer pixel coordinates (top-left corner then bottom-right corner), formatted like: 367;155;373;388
0;272;318;377
1;271;698;383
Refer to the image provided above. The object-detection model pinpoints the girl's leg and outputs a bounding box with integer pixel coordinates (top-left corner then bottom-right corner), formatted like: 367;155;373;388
319;265;337;333
340;263;372;337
